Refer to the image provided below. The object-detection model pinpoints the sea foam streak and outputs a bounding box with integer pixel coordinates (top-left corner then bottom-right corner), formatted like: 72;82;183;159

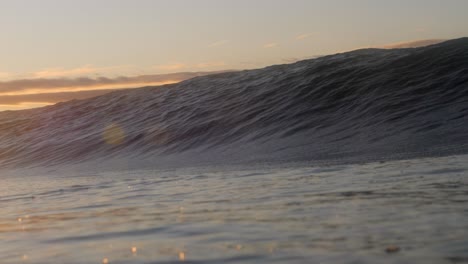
0;38;467;169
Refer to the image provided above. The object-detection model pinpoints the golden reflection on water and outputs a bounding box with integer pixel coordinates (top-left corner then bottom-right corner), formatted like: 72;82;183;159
177;206;185;223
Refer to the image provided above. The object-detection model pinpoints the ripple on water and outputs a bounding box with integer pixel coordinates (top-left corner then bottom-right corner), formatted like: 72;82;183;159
0;155;467;263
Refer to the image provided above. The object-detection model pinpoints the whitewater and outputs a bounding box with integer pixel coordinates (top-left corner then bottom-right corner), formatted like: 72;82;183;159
0;38;467;263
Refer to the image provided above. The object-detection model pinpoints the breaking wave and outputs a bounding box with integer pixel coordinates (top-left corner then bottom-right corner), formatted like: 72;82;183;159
1;38;468;169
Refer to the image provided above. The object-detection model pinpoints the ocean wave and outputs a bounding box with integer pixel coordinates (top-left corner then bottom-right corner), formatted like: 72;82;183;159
1;38;468;169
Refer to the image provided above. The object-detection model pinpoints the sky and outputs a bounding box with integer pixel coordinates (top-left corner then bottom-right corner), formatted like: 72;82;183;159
0;0;467;110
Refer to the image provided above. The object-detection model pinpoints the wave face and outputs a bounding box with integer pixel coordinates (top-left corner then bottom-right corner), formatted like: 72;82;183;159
1;38;468;169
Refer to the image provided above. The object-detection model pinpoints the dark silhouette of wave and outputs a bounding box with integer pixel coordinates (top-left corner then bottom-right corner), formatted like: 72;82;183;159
1;38;468;169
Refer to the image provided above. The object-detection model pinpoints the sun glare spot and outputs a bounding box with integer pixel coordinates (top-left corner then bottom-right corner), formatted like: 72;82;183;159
178;251;185;261
103;123;126;145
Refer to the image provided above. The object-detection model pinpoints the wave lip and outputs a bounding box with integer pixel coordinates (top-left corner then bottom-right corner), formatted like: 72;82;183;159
1;38;468;169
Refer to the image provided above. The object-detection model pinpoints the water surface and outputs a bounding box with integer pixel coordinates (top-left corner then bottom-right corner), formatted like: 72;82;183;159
1;155;468;263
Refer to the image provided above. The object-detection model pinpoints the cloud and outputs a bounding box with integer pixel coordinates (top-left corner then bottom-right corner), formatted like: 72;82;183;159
0;72;11;79
0;89;119;105
208;40;229;47
380;39;446;49
0;70;231;110
263;43;278;48
342;39;448;53
0;60;232;110
296;33;310;40
0;72;217;96
33;66;98;78
154;63;188;71
31;65;138;79
0;102;53;111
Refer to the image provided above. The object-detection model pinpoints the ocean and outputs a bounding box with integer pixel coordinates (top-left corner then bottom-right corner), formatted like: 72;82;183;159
1;156;468;263
1;38;468;263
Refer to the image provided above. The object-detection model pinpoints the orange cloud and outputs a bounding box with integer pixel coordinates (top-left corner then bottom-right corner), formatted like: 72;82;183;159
296;33;310;40
0;80;179;96
0;72;11;79
263;43;278;48
0;102;52;111
33;66;97;78
0;90;117;105
0;71;230;110
380;39;446;49
0;72;217;96
339;39;448;53
31;65;137;79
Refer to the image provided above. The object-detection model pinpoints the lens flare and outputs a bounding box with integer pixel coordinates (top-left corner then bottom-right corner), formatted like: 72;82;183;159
102;123;126;145
178;251;185;261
